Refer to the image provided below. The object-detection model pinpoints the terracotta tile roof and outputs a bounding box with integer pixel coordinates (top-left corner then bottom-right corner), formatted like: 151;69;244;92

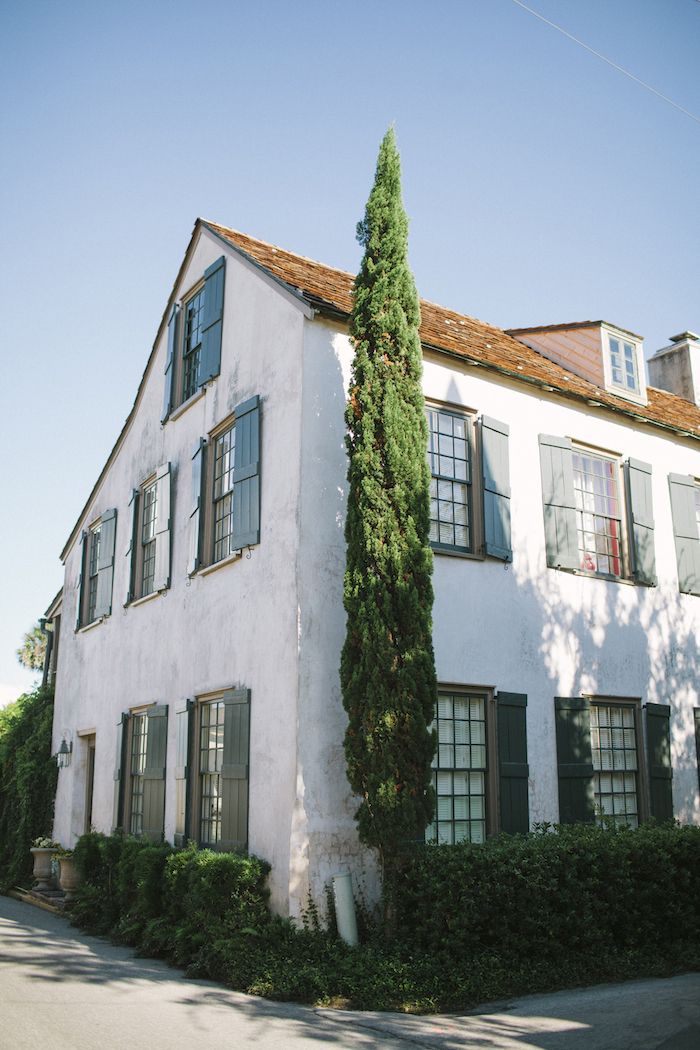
206;221;699;440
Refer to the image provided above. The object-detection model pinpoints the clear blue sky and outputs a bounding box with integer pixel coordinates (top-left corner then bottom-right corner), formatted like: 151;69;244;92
1;0;698;704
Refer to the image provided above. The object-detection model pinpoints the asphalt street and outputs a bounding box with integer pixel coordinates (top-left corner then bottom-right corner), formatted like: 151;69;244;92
1;894;698;1050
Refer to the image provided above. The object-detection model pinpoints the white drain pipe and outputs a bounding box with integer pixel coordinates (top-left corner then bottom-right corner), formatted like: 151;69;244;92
332;872;358;946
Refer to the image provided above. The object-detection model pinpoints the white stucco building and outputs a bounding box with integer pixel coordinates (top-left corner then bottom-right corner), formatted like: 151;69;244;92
50;220;700;917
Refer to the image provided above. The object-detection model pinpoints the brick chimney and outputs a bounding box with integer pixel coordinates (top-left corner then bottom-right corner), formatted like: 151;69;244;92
648;331;700;406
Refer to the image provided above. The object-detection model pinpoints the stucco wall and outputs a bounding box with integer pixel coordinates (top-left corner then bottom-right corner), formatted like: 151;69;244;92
52;228;307;914
295;320;700;908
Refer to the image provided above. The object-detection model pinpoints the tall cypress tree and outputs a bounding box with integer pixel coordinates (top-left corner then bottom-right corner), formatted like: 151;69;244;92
341;129;437;881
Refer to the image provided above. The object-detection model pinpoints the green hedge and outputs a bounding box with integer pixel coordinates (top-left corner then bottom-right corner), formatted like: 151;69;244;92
67;824;700;1012
0;684;57;892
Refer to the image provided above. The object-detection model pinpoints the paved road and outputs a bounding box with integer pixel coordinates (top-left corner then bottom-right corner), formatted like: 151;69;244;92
1;895;698;1050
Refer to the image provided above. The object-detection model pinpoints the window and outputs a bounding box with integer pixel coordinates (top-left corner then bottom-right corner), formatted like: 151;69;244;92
590;702;639;828
213;424;236;563
126;465;171;603
539;436;656;585
425;407;512;561
572;449;623;577
162;256;226;421
87;522;101;624
555;697;671;826
76;509;117;628
129;713;148;836
113;706;168;840
426;407;472;552
425;688;530;843
182;286;205;403
189;396;261;574
608;335;640;395
426;690;488;844
173;689;250;849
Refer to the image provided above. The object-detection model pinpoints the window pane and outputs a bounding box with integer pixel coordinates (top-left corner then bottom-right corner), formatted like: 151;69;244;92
426;692;487;846
591;703;638;828
425;408;471;550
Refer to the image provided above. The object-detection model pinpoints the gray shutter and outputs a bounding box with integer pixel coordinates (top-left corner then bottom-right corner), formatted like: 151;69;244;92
645;703;673;822
626;459;656;586
188;439;206;574
539;435;579;570
497;692;529;833
142;705;168;842
197;256;225;385
174;702;194;847
481;416;512;561
162;303;179;422
555;697;595;824
694;709;700;796
231;396;261;549
153;462;171;591
112;712;129;832
669;474;700;596
219;688;250;851
94;509;117;618
125;488;139;605
75;530;87;629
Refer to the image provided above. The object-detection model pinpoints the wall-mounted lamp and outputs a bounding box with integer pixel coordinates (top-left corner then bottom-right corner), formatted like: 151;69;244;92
56;739;73;769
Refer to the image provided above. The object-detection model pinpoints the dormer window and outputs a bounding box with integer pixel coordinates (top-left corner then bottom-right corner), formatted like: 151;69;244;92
608;335;640;395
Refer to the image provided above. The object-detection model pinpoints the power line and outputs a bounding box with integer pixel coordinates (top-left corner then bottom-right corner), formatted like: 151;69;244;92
511;0;700;125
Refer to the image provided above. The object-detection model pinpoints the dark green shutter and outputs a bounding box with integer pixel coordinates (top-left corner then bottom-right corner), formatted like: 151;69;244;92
497;692;529;833
112;712;129;832
142;705;168;842
125;488;139;605
153;462;171;591
645;703;673;822
669;474;700;596
626;459;656;586
75;530;87;629
219;688;250;850
188;439;206;574
539;436;579;570
94;509;117;618
231;396;261;549
555;697;595;824
197;256;225;385
694;709;700;795
174;702;194;847
162;303;179;422
481;416;512;562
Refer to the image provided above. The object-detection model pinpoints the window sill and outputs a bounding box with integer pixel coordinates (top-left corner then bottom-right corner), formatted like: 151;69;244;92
166;386;205;423
76;616;105;634
198;550;243;576
552;566;642;588
432;545;485;562
127;588;167;609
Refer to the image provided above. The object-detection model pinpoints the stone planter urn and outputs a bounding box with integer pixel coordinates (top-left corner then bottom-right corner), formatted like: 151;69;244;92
58;854;81;901
30;847;57;892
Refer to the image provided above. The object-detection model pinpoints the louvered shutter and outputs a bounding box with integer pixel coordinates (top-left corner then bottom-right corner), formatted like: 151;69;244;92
219;689;250;851
94;509;117;618
481;416;512;561
694;710;700;795
75;530;87;629
626;459;656;586
555;697;595;824
197;256;225;385
669;474;700;596
153;463;171;591
231;396;261;549
174;702;194;847
125;488;139;605
188;439;206;574
142;705;168;842
539;436;579;570
497;692;529;833
645;703;673;822
112;712;129;832
162;303;179;422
